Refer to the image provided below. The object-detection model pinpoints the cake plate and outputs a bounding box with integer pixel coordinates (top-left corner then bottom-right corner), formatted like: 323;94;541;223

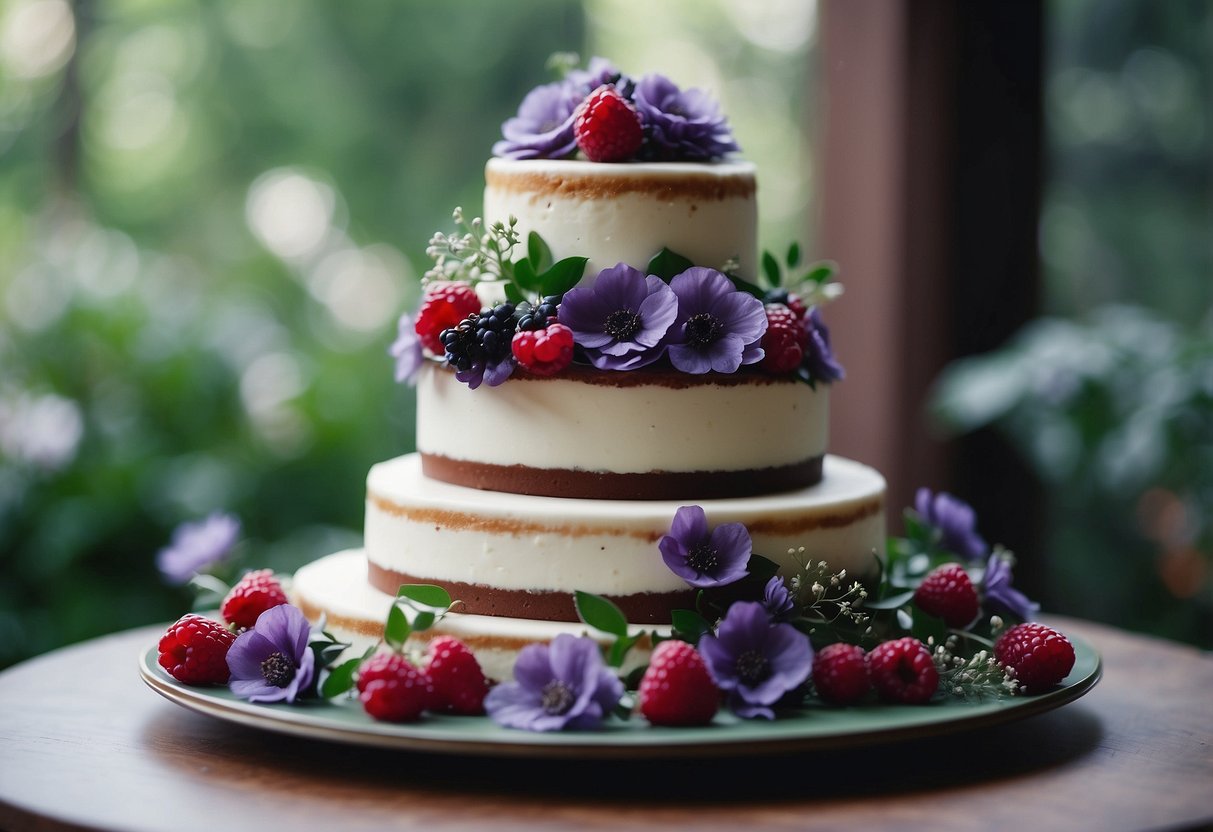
139;635;1100;759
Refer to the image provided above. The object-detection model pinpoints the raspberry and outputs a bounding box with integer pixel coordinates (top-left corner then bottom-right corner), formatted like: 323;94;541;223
424;636;489;715
868;637;939;704
638;640;719;726
994;623;1075;694
574;85;643;163
913;563;980;629
414;282;481;354
357;652;434;723
512;323;574;377
157;614;236;685
763;289;808;320
761;304;804;373
811;642;871;705
221;569;288;630
440;302;517;375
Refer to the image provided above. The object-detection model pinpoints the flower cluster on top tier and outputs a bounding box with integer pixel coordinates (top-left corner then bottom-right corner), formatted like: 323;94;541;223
493;56;739;163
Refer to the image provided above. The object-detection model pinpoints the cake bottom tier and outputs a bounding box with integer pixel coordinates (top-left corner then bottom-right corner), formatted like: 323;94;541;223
293;549;659;681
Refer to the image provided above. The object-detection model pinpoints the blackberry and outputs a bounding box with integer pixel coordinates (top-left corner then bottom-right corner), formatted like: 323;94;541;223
440;302;517;372
514;295;562;332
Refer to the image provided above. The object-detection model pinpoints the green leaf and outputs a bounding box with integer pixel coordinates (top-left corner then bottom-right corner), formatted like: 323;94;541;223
607;633;641;668
786;242;801;269
863;589;916;610
647;248;694;281
761;250;781;288
316;640;349;667
397;584;452;609
512;258;541;293
411;610;436;633
803;260;837;285
527;231;553;272
574;590;628;637
623;664;648;692
385;603;411;650
725;271;766;300
537;256;588;297
670;609;710;642
911;608;948;644
320;656;361;698
746;553;780;582
503;282;525;305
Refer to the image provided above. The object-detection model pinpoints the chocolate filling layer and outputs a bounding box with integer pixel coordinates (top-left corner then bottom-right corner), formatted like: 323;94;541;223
368;563;693;625
420;454;825;500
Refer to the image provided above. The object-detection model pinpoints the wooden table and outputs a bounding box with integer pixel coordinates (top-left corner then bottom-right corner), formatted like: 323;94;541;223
0;617;1210;832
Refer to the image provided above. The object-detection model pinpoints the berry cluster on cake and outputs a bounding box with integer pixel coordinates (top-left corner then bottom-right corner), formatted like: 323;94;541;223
155;57;1074;730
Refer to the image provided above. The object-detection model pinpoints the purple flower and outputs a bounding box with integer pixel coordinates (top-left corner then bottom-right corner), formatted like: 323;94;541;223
915;488;989;561
983;554;1039;621
666;268;766;374
484;634;624;732
226;604;316;704
659;505;752;588
803;306;845;383
492;80;583;160
454;354;515;390
762;576;796;622
567;56;630;96
156;512;240;585
558;263;677;370
389;311;424;385
632;73;740;161
699;602;813;719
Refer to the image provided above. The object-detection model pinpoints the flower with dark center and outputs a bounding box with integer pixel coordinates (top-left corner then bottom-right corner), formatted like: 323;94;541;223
558;263;677;370
485;634;623;732
915;488;989;561
226;604;315;704
666;267;767;374
631;73;740;162
155;512;241;585
982;552;1040;622
658;505;751;589
699;601;813;719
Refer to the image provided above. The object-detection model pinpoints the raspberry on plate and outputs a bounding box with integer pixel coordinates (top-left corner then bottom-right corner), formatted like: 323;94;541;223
358;652;434;723
761;303;805;373
157;614;236;685
414;282;481;355
995;623;1076;694
638;639;719;726
425;636;489;715
811;642;871;705
221;569;288;630
574;85;643;163
913;563;980;629
868;637;939;704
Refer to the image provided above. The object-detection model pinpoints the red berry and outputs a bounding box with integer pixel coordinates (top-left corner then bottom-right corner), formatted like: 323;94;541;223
157;614;236;685
994;623;1075;694
511;323;574;377
868;637;939;704
784;293;808;320
913;564;980;629
573;85;643;163
415;282;481;354
761;304;805;373
221;569;288;630
358;652;434;723
424;636;489;715
811;642;871;705
638;640;719;726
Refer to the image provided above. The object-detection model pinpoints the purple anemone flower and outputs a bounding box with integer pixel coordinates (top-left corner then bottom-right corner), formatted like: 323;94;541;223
803;306;845;383
454;354;515;390
699;601;813;719
915;488;990;561
983;554;1040;622
666;267;766;374
762;576;797;622
632;73;740;161
659;505;752;589
567;56;631;97
226;604;316;704
156;512;240;585
389;311;424;386
558;263;677;370
484;633;624;732
492;80;583;160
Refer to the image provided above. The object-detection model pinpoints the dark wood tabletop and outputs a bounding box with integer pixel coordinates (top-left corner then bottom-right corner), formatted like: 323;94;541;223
0;616;1210;832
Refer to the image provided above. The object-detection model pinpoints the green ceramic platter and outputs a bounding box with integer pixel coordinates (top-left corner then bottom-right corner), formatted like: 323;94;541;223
140;636;1101;759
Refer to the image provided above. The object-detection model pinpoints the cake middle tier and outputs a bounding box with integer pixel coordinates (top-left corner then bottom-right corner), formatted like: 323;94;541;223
366;453;886;625
417;362;829;500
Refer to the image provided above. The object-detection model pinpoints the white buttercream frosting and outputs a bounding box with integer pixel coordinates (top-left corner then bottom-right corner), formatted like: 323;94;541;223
415;363;827;476
365;453;885;596
483;158;758;282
